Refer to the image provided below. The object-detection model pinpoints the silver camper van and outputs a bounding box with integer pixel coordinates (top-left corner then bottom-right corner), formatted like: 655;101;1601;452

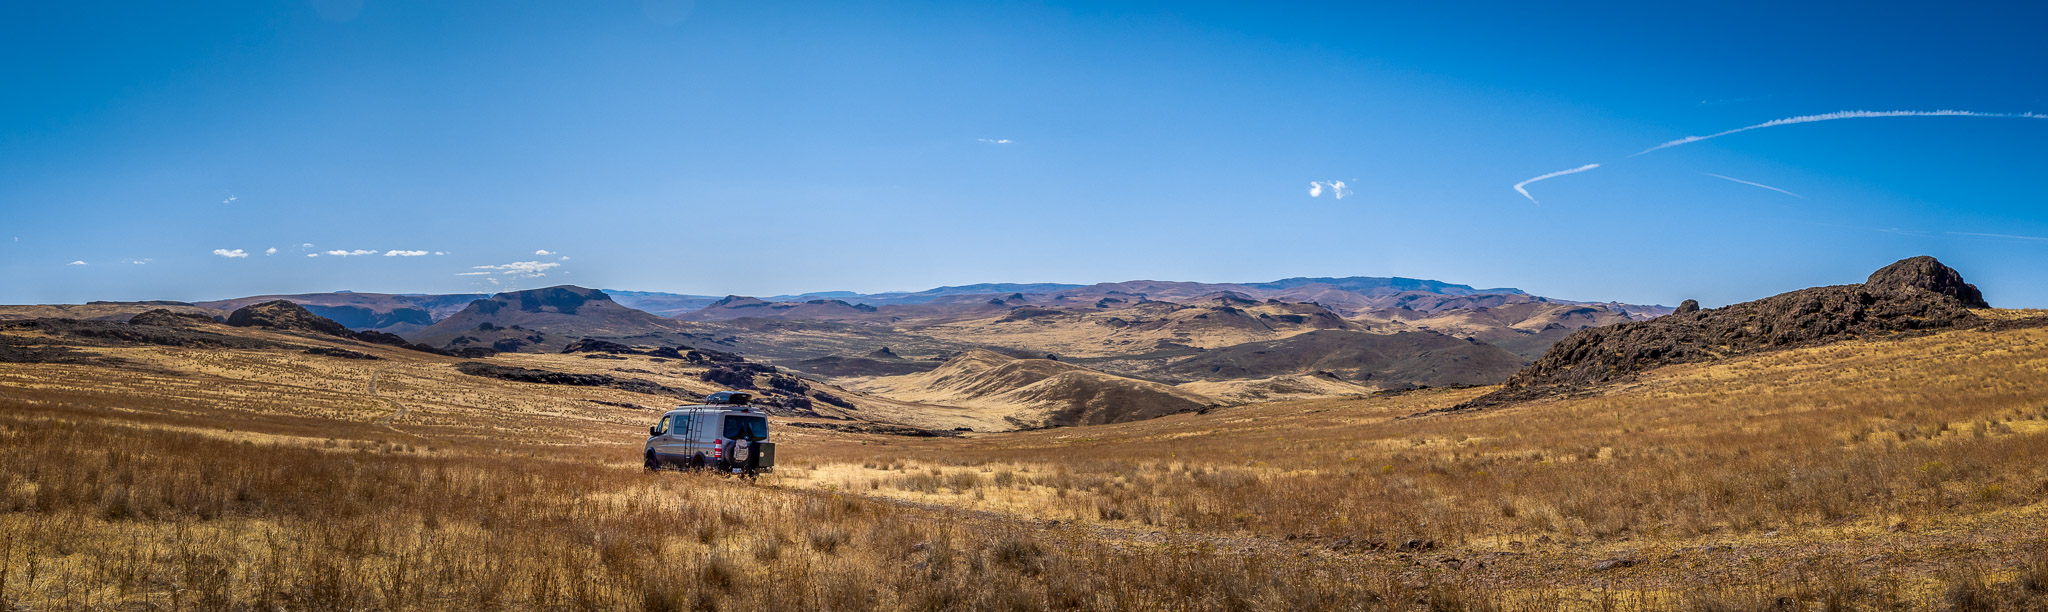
644;391;775;474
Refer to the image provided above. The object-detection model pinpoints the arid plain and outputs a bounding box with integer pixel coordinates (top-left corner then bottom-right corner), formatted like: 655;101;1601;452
2;295;2045;610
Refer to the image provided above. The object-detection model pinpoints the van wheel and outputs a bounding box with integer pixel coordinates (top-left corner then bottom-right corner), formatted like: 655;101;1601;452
690;454;707;471
644;451;659;472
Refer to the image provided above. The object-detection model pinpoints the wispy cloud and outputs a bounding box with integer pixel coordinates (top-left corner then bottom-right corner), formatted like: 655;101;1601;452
471;261;560;278
1698;172;1807;199
977;138;1013;144
66;260;87;266
1633;110;2048;157
384;250;429;257
1511;164;1600;205
1946;231;2048;242
323;249;378;257
212;248;250;259
434;251;447;256
265;247;278;256
1306;181;1353;199
534;249;555;256
222;195;237;204
122;258;151;265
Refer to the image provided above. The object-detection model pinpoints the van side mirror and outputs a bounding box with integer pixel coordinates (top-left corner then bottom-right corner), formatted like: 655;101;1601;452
649;425;658;436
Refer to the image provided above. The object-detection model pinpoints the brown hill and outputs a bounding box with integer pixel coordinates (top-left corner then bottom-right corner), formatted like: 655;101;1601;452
922;298;1363;359
674;297;884;322
1453;256;1988;410
1157;329;1526;388
407;286;702;352
1385;301;1648;359
858;349;1219;429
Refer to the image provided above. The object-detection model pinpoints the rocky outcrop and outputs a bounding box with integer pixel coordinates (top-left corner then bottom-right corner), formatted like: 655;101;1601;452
1446;256;1988;411
562;339;640;354
1672;299;1700;315
226;301;354;338
129;309;221;327
1864;255;1988;308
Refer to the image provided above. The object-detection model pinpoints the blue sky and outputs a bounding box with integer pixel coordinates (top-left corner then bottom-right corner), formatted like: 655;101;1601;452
4;1;2046;307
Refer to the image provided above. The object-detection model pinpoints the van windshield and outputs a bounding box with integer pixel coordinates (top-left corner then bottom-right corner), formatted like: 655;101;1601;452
722;415;768;441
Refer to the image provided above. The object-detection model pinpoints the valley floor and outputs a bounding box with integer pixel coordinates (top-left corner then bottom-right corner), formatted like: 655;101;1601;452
3;317;2048;609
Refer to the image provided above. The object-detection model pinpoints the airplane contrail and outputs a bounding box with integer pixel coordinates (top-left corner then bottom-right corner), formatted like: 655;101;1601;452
1512;163;1600;205
1632;110;2048;157
1698;172;1806;199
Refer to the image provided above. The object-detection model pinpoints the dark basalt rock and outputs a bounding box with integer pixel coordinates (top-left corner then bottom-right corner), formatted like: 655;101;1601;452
562;339;640;354
128;309;222;327
1864;255;1988;308
304;347;381;360
1444;256;1988;412
226;300;354;338
454;362;687;397
1673;299;1700;315
353;330;412;347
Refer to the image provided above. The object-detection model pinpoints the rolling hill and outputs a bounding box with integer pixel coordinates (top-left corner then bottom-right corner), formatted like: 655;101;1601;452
405;286;707;352
857;349;1221;428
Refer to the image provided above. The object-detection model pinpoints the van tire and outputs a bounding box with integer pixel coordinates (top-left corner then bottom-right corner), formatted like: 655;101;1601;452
644;451;659;472
690;454;708;471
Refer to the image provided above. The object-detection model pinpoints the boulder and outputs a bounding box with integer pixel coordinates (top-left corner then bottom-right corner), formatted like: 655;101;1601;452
1672;299;1700;315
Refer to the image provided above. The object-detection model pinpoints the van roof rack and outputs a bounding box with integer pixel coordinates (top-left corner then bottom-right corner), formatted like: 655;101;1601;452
703;391;752;406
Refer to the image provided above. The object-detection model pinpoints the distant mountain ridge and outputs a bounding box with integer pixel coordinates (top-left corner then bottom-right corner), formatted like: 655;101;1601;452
195;292;487;335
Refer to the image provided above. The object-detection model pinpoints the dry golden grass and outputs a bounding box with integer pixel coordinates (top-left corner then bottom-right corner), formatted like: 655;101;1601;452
786;320;2048;608
3;317;2048;609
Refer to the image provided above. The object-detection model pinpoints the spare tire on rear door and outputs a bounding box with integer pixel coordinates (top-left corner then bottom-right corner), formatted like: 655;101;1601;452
724;438;753;467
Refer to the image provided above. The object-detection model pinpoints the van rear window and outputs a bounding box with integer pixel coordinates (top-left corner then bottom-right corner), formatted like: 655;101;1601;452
723;415;768;441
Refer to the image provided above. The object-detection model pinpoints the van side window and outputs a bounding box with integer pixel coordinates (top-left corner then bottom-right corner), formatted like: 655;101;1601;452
653;416;669;435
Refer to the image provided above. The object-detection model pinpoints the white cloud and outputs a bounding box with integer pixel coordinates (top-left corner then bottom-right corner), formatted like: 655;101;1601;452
384;250;430;257
323;249;378;257
122;258;151;265
222;195;237;204
213;248;250;258
1511;163;1601;205
977;138;1013;144
1633;110;2048;157
1699;172;1807;199
434;251;447;256
265;247;278;256
472;260;561;278
454;271;492;276
534;249;556;256
66;260;87;266
559;256;571;261
301;243;314;248
1305;181;1354;199
306;253;319;258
